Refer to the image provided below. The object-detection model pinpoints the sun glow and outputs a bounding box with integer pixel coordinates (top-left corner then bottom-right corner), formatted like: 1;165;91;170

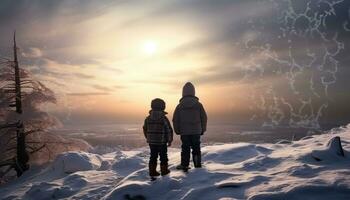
143;41;157;55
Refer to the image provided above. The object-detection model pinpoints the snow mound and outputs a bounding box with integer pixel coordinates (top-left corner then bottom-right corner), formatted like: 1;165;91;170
202;143;266;164
311;136;346;161
112;156;146;176
248;184;350;200
24;181;78;200
52;151;103;173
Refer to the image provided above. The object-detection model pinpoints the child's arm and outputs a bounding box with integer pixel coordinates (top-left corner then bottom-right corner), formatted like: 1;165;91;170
199;103;207;134
172;105;180;135
142;118;148;139
164;116;173;145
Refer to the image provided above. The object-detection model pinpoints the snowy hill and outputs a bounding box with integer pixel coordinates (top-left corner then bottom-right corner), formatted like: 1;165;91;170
1;125;350;200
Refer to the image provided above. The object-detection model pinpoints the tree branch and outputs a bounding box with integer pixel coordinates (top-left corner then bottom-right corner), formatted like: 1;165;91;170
5;147;16;152
27;141;71;144
0;162;13;168
0;165;13;179
0;122;18;129
29;144;46;154
0;57;11;61
24;129;43;136
0;158;14;168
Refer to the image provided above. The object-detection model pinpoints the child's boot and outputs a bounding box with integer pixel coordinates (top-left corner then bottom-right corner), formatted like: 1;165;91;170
149;163;160;177
193;154;202;168
160;164;170;176
176;164;190;172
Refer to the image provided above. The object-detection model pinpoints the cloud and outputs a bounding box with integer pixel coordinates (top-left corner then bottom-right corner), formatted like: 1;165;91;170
114;85;125;89
100;66;123;74
190;65;245;85
22;47;43;58
91;84;113;92
67;92;110;96
74;72;95;79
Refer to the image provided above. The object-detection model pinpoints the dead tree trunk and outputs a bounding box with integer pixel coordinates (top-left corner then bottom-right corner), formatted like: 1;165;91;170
12;32;29;176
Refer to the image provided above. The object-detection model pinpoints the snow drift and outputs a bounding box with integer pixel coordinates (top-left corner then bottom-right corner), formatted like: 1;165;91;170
52;151;103;174
1;124;350;200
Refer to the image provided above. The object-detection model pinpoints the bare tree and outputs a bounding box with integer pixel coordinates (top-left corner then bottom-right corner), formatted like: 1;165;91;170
0;32;31;177
0;32;89;181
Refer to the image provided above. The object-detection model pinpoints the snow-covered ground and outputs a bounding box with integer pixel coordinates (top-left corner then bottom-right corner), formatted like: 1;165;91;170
1;125;350;200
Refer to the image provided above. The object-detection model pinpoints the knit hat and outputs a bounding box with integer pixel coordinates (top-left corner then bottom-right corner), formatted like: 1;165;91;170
182;82;195;97
151;98;166;111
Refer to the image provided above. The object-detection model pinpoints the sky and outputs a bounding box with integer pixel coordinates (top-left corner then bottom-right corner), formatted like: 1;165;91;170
0;0;349;128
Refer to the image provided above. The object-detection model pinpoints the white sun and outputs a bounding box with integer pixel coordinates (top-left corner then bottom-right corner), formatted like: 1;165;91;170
143;41;157;55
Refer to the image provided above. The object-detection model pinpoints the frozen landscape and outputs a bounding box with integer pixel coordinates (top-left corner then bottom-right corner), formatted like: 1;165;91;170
0;0;349;199
0;124;350;200
54;123;327;149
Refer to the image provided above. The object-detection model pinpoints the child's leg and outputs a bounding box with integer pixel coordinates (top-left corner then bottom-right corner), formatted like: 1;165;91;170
180;136;191;167
159;144;168;166
149;145;160;176
149;145;159;165
191;135;202;168
159;144;170;175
